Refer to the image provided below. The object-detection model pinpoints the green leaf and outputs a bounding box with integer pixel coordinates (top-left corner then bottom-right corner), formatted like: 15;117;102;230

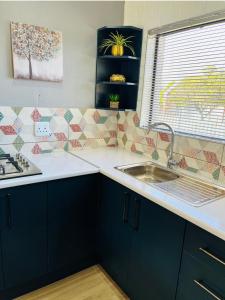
100;31;135;52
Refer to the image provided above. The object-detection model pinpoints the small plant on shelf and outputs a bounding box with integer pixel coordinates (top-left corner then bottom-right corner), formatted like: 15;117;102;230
99;31;135;56
109;94;120;109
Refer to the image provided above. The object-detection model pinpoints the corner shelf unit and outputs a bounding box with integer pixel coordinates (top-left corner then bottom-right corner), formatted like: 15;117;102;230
95;26;143;111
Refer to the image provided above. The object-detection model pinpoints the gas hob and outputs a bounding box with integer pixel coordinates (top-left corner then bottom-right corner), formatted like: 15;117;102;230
0;153;42;180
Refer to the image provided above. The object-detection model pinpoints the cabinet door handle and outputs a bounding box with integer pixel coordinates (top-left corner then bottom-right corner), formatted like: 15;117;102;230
199;247;225;267
194;280;222;300
132;197;141;231
122;191;129;223
6;193;12;229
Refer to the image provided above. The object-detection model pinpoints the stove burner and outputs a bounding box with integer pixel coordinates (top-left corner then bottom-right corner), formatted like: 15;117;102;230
6;157;23;173
0;153;42;180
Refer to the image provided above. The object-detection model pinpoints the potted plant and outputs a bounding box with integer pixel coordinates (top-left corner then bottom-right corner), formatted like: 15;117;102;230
99;31;135;56
109;94;120;109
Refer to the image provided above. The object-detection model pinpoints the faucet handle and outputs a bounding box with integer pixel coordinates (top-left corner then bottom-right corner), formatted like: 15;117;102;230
168;159;178;169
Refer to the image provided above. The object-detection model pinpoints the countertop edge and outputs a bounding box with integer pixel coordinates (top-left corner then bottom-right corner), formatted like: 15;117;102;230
0;169;99;190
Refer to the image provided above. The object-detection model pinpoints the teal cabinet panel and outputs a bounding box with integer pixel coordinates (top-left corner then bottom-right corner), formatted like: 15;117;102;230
47;175;97;273
97;176;133;294
0;183;47;289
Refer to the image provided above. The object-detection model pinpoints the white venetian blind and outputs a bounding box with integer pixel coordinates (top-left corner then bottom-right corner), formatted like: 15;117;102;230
140;20;225;141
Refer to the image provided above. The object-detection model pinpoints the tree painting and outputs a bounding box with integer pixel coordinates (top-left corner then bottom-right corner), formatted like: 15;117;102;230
11;22;63;82
160;66;225;120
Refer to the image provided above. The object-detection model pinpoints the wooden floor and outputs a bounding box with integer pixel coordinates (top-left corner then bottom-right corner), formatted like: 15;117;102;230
15;265;129;300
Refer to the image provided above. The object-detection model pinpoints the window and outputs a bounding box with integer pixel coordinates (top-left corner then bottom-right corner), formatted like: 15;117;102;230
140;13;225;141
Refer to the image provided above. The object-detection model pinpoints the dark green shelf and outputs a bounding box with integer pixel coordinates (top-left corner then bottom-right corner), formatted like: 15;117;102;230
96;107;136;111
95;26;143;110
98;55;140;61
98;26;142;31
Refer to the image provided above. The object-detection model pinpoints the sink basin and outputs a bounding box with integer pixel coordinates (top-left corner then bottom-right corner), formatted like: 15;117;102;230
115;162;225;207
116;162;179;183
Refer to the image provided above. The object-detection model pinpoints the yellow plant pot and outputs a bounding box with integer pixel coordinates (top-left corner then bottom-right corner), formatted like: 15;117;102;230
110;101;119;109
110;74;126;82
111;45;124;56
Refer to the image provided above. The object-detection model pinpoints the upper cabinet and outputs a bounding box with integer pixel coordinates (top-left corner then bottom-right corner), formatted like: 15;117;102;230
95;26;143;111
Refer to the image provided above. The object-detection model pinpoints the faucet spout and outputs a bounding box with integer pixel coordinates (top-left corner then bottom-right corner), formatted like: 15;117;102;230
148;122;177;169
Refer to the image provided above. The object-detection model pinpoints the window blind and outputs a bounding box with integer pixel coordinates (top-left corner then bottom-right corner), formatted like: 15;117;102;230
140;19;225;141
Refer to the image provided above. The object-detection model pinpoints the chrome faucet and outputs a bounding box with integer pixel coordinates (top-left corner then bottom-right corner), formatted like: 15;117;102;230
148;122;177;169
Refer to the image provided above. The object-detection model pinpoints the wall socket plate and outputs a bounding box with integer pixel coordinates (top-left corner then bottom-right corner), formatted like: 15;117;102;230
34;122;52;137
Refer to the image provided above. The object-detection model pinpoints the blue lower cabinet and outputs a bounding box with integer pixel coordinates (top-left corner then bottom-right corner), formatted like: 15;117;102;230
183;223;225;278
97;176;133;294
176;223;225;300
0;195;6;290
98;176;186;300
128;194;186;300
47;175;97;274
0;175;98;299
2;173;225;300
0;183;48;289
0;256;3;291
176;252;225;300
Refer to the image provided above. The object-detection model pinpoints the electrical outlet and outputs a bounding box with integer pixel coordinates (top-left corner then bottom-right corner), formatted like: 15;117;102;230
34;122;52;137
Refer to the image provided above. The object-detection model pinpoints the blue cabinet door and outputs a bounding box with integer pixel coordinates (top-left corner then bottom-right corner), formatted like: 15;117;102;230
98;177;185;299
176;223;225;300
0;195;5;290
128;193;186;300
47;175;97;273
97;176;132;295
176;252;225;300
0;183;47;289
0;247;3;291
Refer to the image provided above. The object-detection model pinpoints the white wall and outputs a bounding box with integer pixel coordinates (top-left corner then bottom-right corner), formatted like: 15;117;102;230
124;1;225;112
0;1;124;107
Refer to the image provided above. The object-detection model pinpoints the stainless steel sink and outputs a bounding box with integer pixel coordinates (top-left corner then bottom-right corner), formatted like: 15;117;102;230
115;162;225;206
116;162;179;183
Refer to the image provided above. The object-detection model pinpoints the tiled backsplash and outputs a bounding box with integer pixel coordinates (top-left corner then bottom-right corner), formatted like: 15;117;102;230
1;106;225;186
0;107;117;154
117;111;225;186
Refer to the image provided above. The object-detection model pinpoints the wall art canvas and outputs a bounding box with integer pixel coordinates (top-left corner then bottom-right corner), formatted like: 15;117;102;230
11;22;63;82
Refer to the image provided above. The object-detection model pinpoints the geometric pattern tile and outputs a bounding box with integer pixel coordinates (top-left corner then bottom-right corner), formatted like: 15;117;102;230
16;107;68;143
0;107;18;144
219;166;225;185
0;107;118;153
1;106;225;186
68;108;117;146
174;135;223;165
117;110;225;186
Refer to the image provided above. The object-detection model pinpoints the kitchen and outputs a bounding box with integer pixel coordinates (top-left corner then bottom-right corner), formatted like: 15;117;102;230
0;1;225;299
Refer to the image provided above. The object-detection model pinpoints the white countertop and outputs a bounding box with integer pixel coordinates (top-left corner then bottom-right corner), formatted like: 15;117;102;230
71;147;225;242
1;147;225;242
0;151;98;189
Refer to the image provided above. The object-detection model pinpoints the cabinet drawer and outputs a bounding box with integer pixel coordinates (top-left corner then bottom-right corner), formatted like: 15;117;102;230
177;252;225;300
184;223;225;278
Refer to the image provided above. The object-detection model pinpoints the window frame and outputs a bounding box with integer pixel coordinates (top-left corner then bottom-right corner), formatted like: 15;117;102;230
140;9;225;143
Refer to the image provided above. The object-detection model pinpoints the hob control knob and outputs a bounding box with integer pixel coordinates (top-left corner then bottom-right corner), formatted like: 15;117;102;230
25;161;30;168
